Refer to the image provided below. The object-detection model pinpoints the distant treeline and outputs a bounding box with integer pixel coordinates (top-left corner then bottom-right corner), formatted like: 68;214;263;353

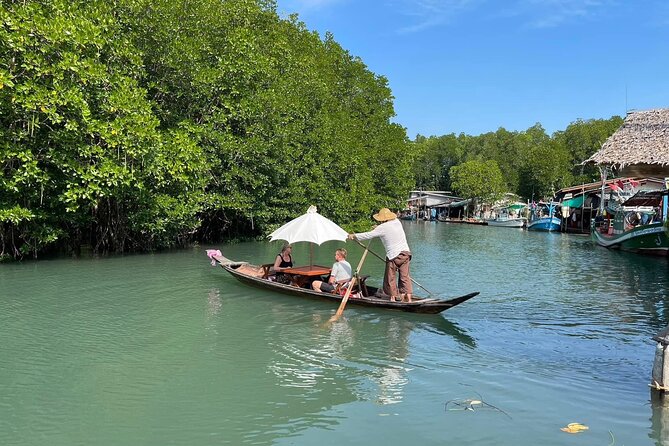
0;0;414;259
412;117;623;203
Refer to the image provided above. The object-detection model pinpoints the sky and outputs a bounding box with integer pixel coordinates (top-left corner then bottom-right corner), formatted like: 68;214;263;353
276;0;669;139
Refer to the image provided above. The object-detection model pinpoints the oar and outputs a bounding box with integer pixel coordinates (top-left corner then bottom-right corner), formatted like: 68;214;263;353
352;239;437;298
329;244;370;322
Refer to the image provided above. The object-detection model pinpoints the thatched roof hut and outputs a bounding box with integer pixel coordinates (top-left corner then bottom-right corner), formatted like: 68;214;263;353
585;108;669;177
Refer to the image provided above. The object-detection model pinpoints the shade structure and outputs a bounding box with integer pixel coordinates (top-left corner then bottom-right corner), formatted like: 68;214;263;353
561;195;585;209
269;205;347;245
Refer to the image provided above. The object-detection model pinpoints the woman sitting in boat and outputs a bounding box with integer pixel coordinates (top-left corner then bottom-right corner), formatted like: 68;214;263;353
312;248;352;293
273;243;294;284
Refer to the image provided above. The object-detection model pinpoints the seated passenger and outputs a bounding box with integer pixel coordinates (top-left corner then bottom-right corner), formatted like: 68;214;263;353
312;248;352;293
273;243;294;284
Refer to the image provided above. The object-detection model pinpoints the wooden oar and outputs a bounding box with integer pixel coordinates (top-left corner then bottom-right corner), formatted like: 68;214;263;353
352;239;436;298
329;244;370;322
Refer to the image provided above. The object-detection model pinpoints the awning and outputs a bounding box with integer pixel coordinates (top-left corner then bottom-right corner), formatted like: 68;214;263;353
623;190;667;207
444;199;469;208
507;203;526;210
561;195;584;208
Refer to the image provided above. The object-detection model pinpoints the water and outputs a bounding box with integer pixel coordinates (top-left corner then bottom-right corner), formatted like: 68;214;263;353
2;222;669;445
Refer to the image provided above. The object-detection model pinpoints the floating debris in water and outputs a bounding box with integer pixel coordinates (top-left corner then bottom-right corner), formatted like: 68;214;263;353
560;422;589;433
444;395;511;419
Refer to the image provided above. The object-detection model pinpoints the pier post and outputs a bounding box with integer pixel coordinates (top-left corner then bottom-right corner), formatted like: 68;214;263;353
652;326;669;391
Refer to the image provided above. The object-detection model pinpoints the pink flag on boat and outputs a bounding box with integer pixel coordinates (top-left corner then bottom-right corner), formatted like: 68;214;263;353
609;183;621;192
206;249;222;266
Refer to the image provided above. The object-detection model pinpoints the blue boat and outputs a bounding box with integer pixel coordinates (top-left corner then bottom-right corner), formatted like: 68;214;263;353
527;202;561;232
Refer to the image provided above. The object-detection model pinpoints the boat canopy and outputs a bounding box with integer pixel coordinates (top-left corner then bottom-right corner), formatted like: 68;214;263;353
441;199;470;208
492;202;525;211
623;190;667;208
507;203;526;210
561;195;585;208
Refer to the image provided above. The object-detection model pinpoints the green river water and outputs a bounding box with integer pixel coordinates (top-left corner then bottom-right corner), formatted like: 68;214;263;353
2;221;669;445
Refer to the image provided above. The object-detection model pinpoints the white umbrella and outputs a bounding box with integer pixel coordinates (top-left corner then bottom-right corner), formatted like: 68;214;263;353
269;205;347;265
269;205;347;245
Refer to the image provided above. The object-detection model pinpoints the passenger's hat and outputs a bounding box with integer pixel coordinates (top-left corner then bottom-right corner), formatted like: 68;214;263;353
373;208;397;222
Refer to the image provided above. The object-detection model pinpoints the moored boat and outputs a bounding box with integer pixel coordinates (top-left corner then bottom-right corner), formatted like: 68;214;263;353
592;190;669;255
527;202;561;232
208;253;479;314
438;217;488;225
486;204;526;228
487;217;526;228
527;216;561;231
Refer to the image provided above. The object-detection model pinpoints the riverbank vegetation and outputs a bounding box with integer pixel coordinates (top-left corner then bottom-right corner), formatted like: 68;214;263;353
412;117;623;202
1;0;412;259
0;0;623;260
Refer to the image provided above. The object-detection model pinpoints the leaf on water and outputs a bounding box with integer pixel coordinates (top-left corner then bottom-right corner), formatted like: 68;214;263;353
560;422;589;433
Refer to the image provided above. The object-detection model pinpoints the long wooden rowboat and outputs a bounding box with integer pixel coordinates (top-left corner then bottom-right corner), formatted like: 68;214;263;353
210;254;479;314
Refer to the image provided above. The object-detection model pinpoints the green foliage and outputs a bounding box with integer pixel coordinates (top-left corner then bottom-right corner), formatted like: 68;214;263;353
554;116;624;184
0;0;214;257
2;0;621;259
449;159;505;202
412;133;463;191
0;0;415;259
413;117;622;201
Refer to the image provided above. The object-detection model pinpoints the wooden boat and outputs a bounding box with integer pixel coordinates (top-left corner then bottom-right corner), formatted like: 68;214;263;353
527;216;560;231
592;190;669;256
438;217;487;225
487;217;526;228
487;203;526;228
527;202;561;232
209;254;479;314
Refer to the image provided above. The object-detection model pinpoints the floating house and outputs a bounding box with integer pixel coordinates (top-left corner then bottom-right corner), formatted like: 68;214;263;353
406;191;462;220
583;108;669;257
555;178;665;234
597;111;669;390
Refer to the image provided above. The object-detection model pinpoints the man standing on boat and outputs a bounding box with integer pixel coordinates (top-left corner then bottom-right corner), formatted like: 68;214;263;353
348;208;413;303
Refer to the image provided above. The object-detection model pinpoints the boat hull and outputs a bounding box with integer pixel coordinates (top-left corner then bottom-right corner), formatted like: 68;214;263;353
438;218;487;225
216;262;478;314
592;222;669;256
486;218;526;228
527;217;561;232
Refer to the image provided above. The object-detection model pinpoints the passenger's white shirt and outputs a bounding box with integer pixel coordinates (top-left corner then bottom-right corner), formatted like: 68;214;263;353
331;260;352;282
355;219;410;260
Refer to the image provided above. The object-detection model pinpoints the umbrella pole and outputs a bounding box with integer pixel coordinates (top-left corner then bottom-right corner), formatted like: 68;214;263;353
329;243;370;322
310;243;313;267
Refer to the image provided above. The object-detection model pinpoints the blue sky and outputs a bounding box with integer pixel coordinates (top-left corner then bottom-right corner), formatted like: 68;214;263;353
276;0;669;139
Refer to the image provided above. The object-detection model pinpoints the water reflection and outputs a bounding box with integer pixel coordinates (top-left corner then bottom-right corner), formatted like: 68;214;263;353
206;289;222;319
414;317;477;349
650;390;669;446
260;306;476;433
373;318;410;405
